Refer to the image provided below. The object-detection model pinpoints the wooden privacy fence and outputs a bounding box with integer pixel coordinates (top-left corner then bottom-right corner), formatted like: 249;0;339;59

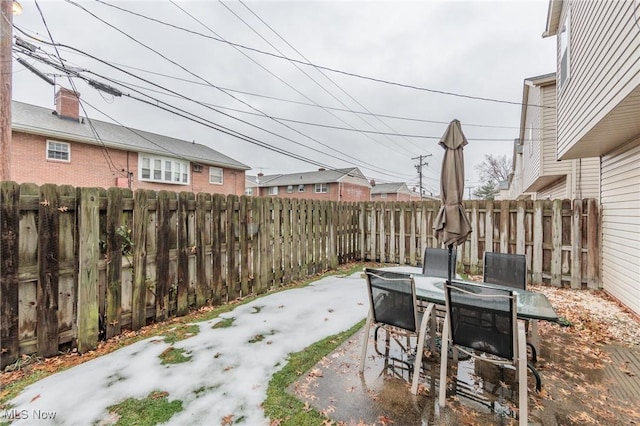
0;182;599;368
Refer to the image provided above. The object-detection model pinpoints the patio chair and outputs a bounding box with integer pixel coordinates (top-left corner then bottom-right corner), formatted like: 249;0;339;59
483;252;527;289
422;247;457;279
358;268;434;395
438;280;541;425
483;252;538;361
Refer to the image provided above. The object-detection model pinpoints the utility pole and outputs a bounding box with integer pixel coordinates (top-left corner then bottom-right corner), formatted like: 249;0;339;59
412;154;432;199
0;0;16;181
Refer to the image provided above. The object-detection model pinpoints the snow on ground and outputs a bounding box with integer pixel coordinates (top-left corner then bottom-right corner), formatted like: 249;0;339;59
5;272;370;425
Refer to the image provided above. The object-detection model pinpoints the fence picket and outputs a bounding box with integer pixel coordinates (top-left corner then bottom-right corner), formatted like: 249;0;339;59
1;183;601;360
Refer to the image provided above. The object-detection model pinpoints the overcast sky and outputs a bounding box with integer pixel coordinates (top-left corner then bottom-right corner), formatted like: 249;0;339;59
11;0;556;196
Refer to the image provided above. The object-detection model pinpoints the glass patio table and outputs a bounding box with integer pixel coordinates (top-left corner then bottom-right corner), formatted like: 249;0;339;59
412;274;559;358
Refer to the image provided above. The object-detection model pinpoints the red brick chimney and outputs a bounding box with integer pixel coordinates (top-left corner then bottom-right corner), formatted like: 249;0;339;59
55;87;80;121
370;179;376;186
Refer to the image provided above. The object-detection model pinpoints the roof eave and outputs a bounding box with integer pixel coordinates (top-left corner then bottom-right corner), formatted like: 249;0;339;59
543;0;563;38
12;123;250;171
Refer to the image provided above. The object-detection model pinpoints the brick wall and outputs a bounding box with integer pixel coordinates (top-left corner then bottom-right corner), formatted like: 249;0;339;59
257;182;371;201
11;131;245;195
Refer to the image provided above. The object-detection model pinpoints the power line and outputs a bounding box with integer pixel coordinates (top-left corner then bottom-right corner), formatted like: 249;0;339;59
92;0;554;110
32;0;124;178
232;0;426;154
14;40;416;181
62;0;416;179
31;40;552;132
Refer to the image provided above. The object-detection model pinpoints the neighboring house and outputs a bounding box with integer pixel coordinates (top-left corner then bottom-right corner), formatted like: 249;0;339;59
370;182;414;201
249;167;371;202
10;88;249;194
502;73;600;201
245;175;259;196
544;1;640;316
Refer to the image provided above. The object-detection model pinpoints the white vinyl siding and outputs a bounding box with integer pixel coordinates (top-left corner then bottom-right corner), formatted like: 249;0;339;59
522;86;542;192
46;140;70;162
556;1;640;158
570;157;600;199
139;154;190;185
540;85;566;176
209;167;223;184
538;177;568;200
601;139;640;316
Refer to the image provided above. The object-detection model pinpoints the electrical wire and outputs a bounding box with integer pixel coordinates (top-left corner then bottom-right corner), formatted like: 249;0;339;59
33;0;124;177
93;0;553;110
14;42;417;180
218;0;424;155
64;0;417;179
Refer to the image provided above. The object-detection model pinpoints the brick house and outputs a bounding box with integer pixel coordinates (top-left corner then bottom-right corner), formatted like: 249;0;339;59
10;88;249;194
370;182;415;201
248;167;372;202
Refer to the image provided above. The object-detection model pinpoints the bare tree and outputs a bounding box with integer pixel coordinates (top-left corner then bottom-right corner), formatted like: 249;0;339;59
473;154;511;200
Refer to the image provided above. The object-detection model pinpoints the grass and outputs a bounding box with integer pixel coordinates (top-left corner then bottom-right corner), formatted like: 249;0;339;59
159;347;192;365
163;324;200;345
105;390;183;426
263;319;365;426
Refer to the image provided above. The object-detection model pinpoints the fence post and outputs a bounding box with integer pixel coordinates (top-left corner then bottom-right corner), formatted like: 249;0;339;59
532;200;544;284
571;199;583;289
1;181;20;368
132;190;149;329
551;199;563;286
105;187;124;339
77;187;100;353
586;199;600;289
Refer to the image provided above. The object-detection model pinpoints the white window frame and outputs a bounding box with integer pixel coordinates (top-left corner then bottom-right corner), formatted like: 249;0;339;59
245;187;254;196
46;140;70;162
286;185;294;193
314;183;328;193
558;11;570;91
209;166;223;185
139;154;190;185
268;186;278;195
298;184;305;192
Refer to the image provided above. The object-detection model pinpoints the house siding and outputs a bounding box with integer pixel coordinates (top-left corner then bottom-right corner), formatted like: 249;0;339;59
600;138;640;316
556;1;640;158
538;177;568;199
541;84;566;176
570;157;600;199
522;85;542;192
12;131;245;194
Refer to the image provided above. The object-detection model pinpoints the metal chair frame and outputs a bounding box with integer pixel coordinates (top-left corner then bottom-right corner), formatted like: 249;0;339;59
358;268;434;395
438;280;540;425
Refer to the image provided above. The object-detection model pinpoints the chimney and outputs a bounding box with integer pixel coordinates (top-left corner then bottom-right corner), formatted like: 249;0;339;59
318;168;325;171
257;172;264;177
370;179;375;186
55;87;80;121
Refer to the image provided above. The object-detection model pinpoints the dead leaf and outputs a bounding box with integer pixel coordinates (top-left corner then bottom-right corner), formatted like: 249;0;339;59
221;414;234;425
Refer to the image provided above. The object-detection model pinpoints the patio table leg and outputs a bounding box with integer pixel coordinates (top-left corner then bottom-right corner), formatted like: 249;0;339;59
411;303;434;395
359;310;373;374
528;319;540;360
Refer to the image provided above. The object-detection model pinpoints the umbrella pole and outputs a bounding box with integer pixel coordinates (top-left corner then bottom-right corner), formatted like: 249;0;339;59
447;244;453;284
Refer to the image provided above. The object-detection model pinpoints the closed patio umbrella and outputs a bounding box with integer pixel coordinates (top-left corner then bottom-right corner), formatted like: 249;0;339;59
433;119;472;284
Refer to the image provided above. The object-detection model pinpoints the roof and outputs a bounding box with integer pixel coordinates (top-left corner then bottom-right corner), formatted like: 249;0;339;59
543;0;563;37
371;182;410;195
255;168;370;187
11;100;250;170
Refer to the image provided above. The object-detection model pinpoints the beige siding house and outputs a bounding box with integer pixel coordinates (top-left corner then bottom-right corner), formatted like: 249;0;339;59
518;73;600;200
544;0;640;316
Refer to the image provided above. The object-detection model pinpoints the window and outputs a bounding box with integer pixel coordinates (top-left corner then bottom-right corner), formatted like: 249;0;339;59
298;184;305;192
559;12;570;91
138;154;190;185
46;140;70;162
245;187;254;196
287;185;294;193
268;186;278;195
209;167;223;184
315;183;328;193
